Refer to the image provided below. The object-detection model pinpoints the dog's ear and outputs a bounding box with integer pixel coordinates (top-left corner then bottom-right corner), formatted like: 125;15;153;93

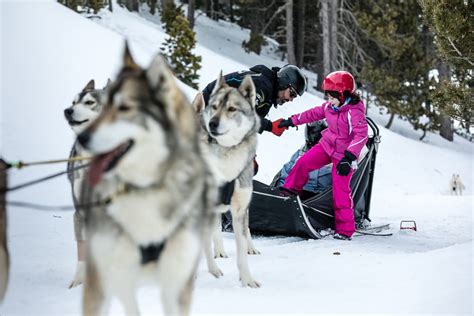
192;92;205;114
104;79;112;89
147;53;195;140
211;71;225;96
123;42;140;71
83;79;95;91
146;53;177;90
239;75;256;108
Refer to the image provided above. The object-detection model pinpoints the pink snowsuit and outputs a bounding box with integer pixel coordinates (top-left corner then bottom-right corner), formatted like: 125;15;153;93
283;100;368;237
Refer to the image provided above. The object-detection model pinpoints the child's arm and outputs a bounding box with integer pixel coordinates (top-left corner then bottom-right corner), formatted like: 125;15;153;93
290;102;329;126
346;107;368;159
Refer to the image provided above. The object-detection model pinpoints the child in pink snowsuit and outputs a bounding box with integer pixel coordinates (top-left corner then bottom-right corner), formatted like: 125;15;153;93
276;71;368;239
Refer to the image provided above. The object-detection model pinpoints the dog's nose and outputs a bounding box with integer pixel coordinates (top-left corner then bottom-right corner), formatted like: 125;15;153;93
77;132;90;147
64;108;73;119
209;119;219;133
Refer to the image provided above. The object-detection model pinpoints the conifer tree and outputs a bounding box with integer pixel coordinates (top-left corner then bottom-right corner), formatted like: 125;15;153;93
89;0;102;14
419;0;473;132
160;3;201;89
355;0;436;139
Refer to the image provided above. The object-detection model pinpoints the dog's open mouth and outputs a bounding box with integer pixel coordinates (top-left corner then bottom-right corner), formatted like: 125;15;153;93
68;119;89;126
87;140;134;186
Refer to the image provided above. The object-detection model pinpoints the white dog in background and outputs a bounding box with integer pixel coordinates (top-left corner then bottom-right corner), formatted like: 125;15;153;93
449;174;466;196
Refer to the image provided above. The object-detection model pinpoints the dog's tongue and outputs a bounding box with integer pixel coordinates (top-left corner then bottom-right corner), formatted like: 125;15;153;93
87;151;117;187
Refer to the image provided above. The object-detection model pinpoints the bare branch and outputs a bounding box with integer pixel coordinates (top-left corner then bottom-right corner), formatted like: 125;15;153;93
447;36;474;66
261;3;286;35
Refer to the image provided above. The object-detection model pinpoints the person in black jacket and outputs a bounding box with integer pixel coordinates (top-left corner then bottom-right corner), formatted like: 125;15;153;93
202;64;307;136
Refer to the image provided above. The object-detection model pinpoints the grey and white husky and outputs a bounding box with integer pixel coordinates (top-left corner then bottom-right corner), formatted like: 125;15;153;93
192;73;261;288
64;79;109;289
77;45;215;315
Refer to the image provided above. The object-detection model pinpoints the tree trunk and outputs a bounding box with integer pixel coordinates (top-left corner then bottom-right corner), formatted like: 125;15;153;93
162;0;174;9
202;0;210;18
286;0;297;65
108;0;113;12
210;0;219;20
438;61;454;141
419;129;427;141
229;0;235;22
439;115;453;141
320;0;330;76
187;0;195;29
0;159;9;302
124;0;139;12
296;0;305;67
148;0;157;15
329;0;338;71
385;112;395;129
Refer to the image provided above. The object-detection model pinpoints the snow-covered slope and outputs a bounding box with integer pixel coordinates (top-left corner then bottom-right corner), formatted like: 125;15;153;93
1;2;472;315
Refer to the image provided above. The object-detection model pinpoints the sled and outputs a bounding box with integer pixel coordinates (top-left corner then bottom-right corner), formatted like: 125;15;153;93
400;220;417;231
248;117;381;239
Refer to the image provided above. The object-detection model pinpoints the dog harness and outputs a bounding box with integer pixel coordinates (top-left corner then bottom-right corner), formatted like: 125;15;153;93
206;135;237;206
140;243;165;264
98;182;168;265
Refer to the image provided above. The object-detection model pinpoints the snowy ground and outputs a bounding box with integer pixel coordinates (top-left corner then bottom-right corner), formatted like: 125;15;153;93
1;1;472;315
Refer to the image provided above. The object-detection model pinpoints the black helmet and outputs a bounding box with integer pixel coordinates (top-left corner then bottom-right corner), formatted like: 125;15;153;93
305;120;327;148
277;65;307;96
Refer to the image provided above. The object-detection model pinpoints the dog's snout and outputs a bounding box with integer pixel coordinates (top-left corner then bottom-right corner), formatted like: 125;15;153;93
77;132;90;147
64;108;73;119
209;118;219;133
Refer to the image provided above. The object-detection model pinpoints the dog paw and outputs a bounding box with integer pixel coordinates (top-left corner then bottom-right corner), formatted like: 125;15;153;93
240;277;261;288
214;250;228;258
68;261;85;289
209;267;224;278
247;247;260;255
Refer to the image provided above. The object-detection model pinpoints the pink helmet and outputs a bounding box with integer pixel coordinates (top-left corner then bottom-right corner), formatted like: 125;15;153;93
321;71;355;95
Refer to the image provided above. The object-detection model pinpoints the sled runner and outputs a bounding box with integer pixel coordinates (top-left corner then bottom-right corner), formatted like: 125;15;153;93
248;117;382;239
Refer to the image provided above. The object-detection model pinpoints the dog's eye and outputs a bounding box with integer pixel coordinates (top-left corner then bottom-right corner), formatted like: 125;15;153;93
228;107;237;112
212;105;218;110
85;100;95;105
118;104;131;112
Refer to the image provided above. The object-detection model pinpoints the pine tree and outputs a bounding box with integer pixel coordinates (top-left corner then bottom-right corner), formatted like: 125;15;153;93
89;0;103;14
355;0;436;139
419;0;473;133
160;3;201;89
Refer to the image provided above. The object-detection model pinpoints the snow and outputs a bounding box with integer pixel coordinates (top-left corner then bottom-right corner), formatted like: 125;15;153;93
1;1;472;315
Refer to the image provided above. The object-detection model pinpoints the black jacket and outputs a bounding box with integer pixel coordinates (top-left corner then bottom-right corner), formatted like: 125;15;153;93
202;65;280;133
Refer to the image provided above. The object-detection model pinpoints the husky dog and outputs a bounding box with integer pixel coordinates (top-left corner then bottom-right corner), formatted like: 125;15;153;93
450;174;466;196
192;73;261;288
77;45;215;315
64;79;109;289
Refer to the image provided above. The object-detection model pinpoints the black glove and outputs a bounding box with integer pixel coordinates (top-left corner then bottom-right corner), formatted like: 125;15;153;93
278;118;294;128
336;151;357;176
261;118;273;133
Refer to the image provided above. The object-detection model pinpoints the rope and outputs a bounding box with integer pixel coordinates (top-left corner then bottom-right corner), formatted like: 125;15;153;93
6;198;111;211
0;163;89;193
6;201;74;211
4;156;91;169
